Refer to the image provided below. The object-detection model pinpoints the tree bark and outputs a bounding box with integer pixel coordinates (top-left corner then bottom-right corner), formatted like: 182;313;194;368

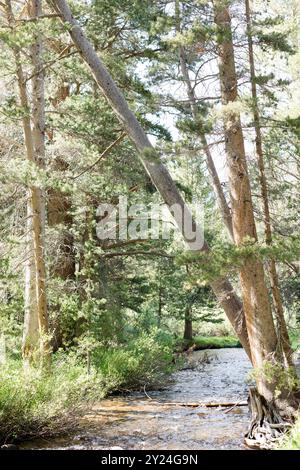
175;0;233;240
157;274;162;328
245;0;294;369
23;234;39;362
214;1;279;401
179;46;234;240
5;0;50;364
46;0;252;361
183;278;196;341
47;81;76;349
184;307;193;341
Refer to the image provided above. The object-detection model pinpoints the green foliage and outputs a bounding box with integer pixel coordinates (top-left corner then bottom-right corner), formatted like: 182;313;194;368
249;361;300;399
176;114;212;135
0;0;299;449
254;73;275;85
179;335;241;351
289;331;300;352
0;329;174;444
278;418;300;450
285;116;300;138
0;355;104;444
257;32;295;54
92;329;175;391
179;236;300;284
141;146;161;162
0;282;23;358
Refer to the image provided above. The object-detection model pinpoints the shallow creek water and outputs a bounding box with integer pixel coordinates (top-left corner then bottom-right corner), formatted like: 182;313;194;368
21;348;253;450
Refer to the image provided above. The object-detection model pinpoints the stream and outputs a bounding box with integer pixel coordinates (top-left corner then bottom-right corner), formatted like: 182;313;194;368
20;348;253;450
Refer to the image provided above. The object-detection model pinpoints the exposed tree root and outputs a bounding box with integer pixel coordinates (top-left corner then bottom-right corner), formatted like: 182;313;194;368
244;387;293;449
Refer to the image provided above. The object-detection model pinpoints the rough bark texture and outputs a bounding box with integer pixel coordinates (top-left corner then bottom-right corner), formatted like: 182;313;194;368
46;0;252;360
214;1;279;401
184;307;193;341
157;277;162;328
23;230;39;360
245;0;294;369
48;187;75;279
177;32;234;240
29;0;49;360
48;157;75;351
47;83;75;282
6;0;50;363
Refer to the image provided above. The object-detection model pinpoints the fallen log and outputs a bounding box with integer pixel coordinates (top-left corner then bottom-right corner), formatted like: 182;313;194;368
148;400;248;408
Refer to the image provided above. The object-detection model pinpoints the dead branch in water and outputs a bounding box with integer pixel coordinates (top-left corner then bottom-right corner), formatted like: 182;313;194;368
147;400;248;408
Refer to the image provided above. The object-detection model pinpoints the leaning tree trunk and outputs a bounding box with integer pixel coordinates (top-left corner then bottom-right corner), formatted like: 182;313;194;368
245;0;294;369
214;1;282;403
46;0;252;361
5;0;50;365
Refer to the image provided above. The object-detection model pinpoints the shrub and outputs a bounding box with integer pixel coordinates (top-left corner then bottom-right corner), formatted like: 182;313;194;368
0;330;175;444
93;329;175;392
0;355;103;444
278;418;300;450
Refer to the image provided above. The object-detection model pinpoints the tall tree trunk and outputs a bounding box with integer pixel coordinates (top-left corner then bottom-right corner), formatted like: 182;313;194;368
5;0;50;364
175;0;233;240
245;0;294;369
29;0;50;364
184;306;193;341
23;234;39;361
179;46;234;240
46;0;252;361
214;1;282;402
47;84;75;351
157;272;162;328
183;267;196;341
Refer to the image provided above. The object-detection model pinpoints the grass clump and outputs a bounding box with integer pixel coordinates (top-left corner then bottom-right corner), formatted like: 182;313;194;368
278;418;300;450
0;329;174;445
193;335;241;349
0;355;103;445
178;335;241;351
94;329;175;392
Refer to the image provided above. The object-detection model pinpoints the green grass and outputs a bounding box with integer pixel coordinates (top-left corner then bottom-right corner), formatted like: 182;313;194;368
278;418;300;450
178;335;241;351
193;335;241;349
0;355;104;445
0;330;174;445
92;330;175;392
